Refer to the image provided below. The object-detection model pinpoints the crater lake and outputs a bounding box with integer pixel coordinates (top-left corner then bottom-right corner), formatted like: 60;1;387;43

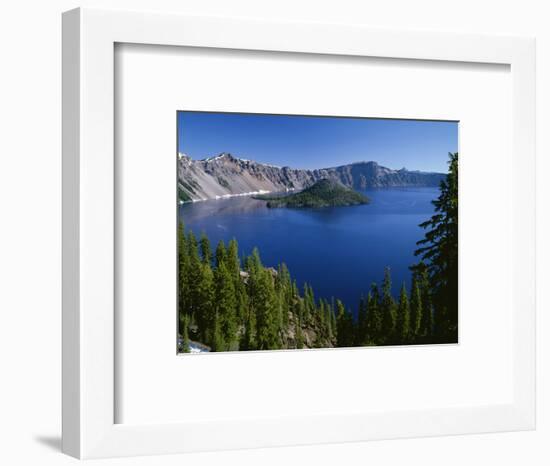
178;186;439;316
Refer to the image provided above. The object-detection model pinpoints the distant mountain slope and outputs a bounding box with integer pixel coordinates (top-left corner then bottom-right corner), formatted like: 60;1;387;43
178;152;445;202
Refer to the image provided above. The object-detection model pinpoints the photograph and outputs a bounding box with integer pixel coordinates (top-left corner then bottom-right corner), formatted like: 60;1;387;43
177;111;458;353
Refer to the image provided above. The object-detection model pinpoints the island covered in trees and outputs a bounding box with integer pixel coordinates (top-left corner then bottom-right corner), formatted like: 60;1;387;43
178;153;458;353
254;178;370;209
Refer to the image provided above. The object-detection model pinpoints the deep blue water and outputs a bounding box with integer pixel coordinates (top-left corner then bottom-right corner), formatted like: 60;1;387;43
178;187;438;316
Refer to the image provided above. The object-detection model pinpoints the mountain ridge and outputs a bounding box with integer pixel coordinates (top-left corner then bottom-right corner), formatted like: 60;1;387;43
178;152;445;202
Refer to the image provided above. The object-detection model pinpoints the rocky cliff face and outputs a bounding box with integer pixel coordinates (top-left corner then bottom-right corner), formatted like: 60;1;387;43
178;152;445;202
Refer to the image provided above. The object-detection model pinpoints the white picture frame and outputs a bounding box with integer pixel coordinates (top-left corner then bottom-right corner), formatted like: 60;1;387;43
62;7;536;459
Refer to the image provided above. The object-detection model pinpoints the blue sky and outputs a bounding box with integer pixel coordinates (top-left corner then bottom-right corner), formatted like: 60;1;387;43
177;111;458;173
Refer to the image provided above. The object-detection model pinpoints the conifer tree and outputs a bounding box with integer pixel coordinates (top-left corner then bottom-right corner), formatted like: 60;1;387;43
303;283;315;323
185;230;203;321
214;261;238;350
211;312;225;352
415;263;434;339
177;221;187;262
293;288;304;322
291;280;299;301
246;248;279;350
274;291;285;347
276;263;292;328
187;229;198;257
199;232;213;265
302;283;309;320
245;248;261;296
240;306;256;351
414;152;458;342
316;300;329;345
365;284;382;344
246;247;262;273
330;299;337;338
177;222;188;332
195;262;214;342
409;276;423;341
215;240;227;268
180;314;190;353
336;300;354;347
226;239;240;276
396;282;411;344
255;268;279;350
324;299;334;340
380;267;397;343
295;317;304;349
356;295;367;345
227;238;247;321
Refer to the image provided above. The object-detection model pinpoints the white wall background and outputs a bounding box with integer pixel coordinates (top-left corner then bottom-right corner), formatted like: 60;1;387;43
0;1;547;465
